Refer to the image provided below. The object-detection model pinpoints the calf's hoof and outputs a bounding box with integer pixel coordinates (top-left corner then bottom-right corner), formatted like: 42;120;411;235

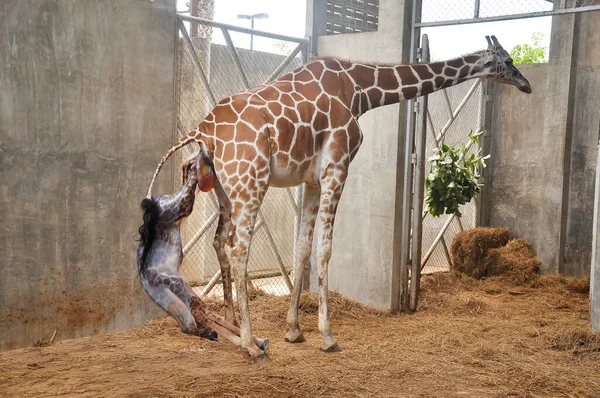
249;352;270;364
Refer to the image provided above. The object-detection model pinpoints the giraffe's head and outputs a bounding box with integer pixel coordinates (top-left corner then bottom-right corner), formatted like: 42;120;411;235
473;35;532;94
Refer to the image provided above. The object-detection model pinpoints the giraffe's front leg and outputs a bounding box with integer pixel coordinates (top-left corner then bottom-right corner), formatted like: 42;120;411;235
285;184;320;344
315;167;347;353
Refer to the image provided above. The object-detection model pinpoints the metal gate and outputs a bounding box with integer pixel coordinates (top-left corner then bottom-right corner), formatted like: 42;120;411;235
174;14;309;297
400;0;600;311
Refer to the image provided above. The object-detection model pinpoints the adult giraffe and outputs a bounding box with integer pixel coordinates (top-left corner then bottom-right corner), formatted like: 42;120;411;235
146;35;531;360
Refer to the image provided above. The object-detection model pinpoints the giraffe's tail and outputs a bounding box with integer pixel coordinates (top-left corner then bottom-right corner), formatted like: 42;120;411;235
146;135;202;198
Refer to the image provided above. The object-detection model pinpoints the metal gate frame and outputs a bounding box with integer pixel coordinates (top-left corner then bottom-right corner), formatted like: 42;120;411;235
398;0;600;312
176;14;310;296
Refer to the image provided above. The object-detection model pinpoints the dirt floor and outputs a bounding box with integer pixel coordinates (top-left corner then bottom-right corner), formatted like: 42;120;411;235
1;273;599;398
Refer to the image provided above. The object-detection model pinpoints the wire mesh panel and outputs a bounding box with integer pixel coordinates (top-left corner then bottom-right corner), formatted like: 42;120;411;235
326;0;379;34
417;0;600;25
176;16;307;297
420;80;483;274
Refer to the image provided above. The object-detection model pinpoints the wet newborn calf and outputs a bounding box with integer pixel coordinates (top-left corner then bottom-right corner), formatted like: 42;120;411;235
137;156;268;354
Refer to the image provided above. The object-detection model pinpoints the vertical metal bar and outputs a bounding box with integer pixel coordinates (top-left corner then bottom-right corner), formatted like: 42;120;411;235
477;80;494;227
179;18;217;108
398;0;420;312
302;41;309;63
474;79;487;227
590;137;600;332
409;34;429;312
221;28;250;89
474;0;481;18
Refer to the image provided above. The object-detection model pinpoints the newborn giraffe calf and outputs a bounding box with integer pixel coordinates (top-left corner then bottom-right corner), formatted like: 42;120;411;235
136;156;268;356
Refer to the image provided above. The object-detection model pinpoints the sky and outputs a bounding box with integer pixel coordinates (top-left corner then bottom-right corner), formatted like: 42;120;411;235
177;0;552;60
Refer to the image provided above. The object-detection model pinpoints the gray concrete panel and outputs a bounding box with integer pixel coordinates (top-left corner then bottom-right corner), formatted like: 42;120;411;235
0;0;177;350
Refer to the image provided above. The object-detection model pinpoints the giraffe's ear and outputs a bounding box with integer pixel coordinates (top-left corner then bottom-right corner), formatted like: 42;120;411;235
196;154;215;192
485;35;493;49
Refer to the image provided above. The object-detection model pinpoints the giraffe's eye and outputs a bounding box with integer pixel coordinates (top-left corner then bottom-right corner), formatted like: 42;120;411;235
484;61;492;67
505;59;513;65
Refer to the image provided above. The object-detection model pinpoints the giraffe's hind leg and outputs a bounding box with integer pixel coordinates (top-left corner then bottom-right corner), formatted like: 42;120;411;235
212;180;237;325
285;184;320;344
224;190;269;361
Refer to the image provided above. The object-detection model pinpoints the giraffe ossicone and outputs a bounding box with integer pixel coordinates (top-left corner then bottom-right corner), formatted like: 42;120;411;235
144;35;531;359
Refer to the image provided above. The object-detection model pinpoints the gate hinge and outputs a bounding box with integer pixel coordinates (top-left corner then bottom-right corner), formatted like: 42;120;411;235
413;101;420;113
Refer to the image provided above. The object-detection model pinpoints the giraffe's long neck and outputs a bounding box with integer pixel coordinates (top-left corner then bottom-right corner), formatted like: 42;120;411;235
347;53;483;117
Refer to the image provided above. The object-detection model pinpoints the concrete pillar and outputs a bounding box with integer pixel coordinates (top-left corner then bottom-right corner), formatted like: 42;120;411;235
591;139;600;332
304;0;412;310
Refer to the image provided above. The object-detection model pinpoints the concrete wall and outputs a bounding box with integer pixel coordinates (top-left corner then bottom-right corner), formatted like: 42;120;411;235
306;0;411;310
0;0;178;351
488;8;600;277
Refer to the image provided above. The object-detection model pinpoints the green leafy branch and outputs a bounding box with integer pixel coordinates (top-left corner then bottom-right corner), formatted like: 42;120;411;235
509;32;548;64
424;130;490;218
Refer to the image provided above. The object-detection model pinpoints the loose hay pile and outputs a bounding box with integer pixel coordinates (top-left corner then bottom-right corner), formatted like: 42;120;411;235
450;227;510;278
0;273;597;397
450;227;541;282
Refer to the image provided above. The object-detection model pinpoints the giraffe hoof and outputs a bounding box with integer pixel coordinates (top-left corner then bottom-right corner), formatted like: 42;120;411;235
249;352;270;364
259;338;269;353
320;342;342;353
285;330;306;344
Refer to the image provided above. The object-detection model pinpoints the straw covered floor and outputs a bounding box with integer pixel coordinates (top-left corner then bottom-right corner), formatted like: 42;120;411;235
0;272;597;397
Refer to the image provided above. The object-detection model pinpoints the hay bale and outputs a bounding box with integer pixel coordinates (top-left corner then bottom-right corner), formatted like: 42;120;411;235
450;227;510;278
483;239;541;283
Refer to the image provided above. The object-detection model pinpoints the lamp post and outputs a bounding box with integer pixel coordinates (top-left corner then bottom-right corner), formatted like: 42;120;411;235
237;13;269;50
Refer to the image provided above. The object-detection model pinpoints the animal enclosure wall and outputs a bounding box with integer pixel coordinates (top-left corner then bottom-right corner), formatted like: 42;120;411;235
488;8;600;277
0;0;178;351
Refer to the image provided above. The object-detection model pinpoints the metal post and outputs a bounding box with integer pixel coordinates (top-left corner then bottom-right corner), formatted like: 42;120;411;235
409;34;429;312
397;0;421;312
590;138;600;332
250;18;254;50
476;81;494;227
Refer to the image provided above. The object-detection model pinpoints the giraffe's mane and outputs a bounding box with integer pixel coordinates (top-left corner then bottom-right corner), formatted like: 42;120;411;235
314;50;486;68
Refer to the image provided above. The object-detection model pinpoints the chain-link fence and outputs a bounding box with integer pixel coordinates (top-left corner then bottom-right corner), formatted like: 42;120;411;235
417;0;600;25
175;15;308;298
420;80;482;274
